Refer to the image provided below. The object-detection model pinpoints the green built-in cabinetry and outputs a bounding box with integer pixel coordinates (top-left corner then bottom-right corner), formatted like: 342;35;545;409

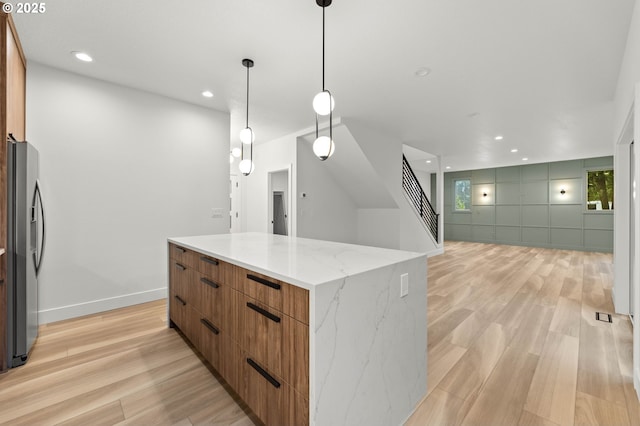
444;156;613;252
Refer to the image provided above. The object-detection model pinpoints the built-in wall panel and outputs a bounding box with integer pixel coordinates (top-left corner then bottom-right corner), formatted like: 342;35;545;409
522;205;549;227
472;225;495;241
496;183;520;204
471;206;495;225
444;157;613;252
495;226;520;242
496;206;520;226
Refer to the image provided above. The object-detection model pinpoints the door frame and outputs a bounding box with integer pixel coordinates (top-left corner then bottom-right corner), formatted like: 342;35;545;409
267;166;292;235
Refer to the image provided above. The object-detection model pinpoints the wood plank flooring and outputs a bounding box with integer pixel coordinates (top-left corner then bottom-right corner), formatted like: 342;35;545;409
0;241;637;425
408;241;638;426
0;300;257;425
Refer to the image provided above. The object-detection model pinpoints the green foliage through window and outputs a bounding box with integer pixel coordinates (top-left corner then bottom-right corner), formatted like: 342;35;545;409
586;170;613;210
454;179;471;211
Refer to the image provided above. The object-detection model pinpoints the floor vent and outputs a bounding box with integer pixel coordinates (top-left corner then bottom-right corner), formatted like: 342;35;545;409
596;312;613;323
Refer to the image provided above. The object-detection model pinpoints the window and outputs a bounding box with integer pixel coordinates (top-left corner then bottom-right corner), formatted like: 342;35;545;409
586;169;613;210
454;179;471;211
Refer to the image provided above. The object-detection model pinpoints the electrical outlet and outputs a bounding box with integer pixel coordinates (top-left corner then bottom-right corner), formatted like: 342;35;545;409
211;208;225;218
400;273;409;297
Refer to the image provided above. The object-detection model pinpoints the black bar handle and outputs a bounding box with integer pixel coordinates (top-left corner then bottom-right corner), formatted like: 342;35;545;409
200;318;220;335
247;302;281;323
247;274;281;290
175;263;186;271
200;277;220;288
174;295;186;306
175;246;186;253
200;256;219;266
247;358;281;388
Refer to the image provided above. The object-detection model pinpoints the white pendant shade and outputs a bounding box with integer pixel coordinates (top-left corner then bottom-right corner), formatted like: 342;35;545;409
312;91;335;116
313;135;335;160
239;127;254;144
239;159;255;175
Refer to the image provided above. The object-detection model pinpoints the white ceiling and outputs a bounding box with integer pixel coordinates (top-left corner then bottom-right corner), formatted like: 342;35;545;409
13;0;635;171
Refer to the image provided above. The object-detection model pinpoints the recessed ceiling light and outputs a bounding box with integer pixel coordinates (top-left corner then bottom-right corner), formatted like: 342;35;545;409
202;90;214;98
426;160;432;164
231;147;241;158
522;157;528;161
510;149;518;153
72;51;93;62
445;166;451;170
495;135;503;140
415;67;431;77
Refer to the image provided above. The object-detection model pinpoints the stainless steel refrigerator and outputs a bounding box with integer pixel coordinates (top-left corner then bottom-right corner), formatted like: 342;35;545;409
6;139;45;368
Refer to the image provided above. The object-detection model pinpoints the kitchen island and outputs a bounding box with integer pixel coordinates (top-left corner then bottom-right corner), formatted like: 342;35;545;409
167;232;427;426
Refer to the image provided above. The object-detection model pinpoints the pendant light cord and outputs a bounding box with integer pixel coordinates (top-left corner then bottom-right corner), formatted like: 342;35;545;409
246;64;250;128
322;5;325;91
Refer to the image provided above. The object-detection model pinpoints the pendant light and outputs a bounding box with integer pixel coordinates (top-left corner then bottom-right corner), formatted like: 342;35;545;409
239;58;255;176
312;0;335;161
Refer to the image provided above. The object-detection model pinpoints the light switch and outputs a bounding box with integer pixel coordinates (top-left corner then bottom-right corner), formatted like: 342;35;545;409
400;273;409;297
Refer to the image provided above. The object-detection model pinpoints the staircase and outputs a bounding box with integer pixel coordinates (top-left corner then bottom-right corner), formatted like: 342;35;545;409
402;155;439;243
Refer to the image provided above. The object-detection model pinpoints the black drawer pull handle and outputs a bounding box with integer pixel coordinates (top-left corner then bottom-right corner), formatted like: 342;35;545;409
201;257;219;266
174;295;186;306
247;358;280;388
247;274;281;290
175;263;186;271
200;277;220;288
247;302;281;323
176;246;186;253
200;318;219;335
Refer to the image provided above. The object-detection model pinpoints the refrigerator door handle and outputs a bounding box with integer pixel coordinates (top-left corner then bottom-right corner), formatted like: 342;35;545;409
32;179;46;275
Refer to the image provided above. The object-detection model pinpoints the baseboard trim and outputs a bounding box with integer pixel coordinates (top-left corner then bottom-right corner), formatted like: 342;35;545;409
38;287;167;325
635;368;640;402
426;246;444;257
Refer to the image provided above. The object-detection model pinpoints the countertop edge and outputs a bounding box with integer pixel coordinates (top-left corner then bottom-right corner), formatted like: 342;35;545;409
167;235;427;291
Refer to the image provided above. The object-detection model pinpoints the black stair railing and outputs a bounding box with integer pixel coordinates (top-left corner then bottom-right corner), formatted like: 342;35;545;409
402;155;439;243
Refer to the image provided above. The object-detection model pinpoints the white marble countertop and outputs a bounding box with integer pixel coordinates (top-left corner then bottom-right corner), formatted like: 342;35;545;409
168;232;426;290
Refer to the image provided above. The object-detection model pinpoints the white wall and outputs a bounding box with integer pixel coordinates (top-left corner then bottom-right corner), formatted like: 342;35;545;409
611;0;640;400
414;170;431;200
26;63;230;323
297;136;358;244
345;118;441;254
242;133;296;234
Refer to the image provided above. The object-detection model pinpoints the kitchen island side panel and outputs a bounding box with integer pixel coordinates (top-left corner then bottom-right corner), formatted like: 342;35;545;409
311;256;427;426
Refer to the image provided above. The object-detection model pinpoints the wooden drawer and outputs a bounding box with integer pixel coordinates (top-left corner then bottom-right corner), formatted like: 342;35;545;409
242;356;309;426
197;272;224;326
197;315;223;372
169;243;197;268
240;269;284;311
240;295;309;398
221;335;244;394
196;253;221;279
169;259;198;305
240;295;283;379
170;296;200;348
169;291;186;330
238;267;309;324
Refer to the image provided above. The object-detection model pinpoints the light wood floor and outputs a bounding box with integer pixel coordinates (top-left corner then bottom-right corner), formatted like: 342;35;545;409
0;241;637;425
407;241;639;426
0;300;257;425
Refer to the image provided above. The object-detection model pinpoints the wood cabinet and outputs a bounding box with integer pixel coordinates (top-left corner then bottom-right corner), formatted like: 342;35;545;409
168;243;309;425
0;4;27;373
